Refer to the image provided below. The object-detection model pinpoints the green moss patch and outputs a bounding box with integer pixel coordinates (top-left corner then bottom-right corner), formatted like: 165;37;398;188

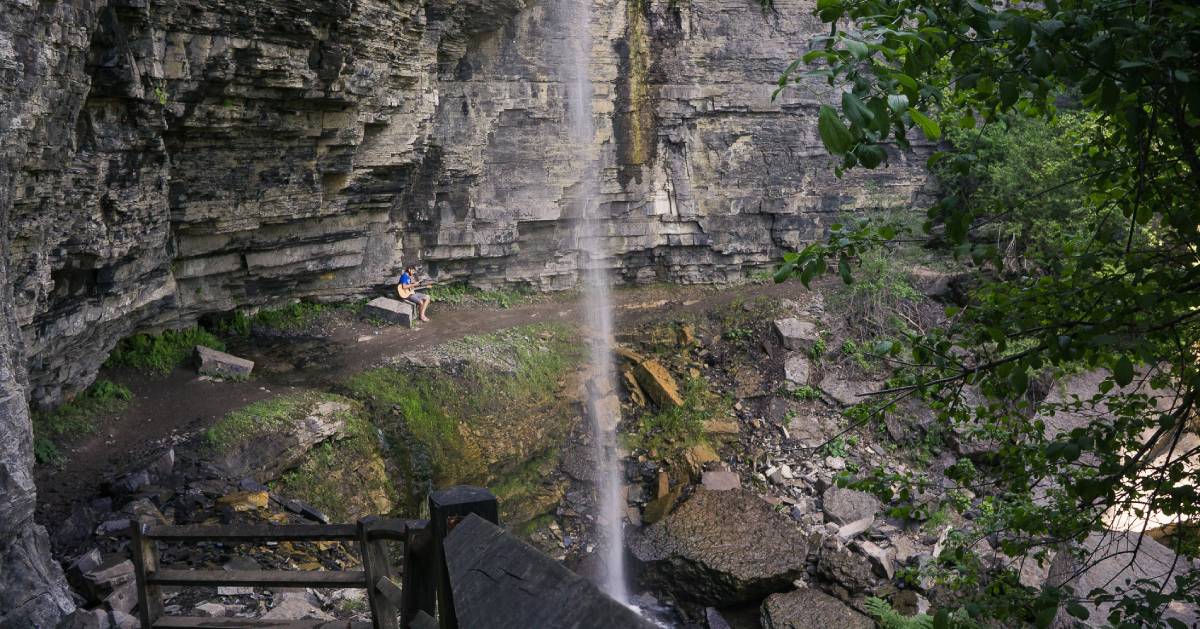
344;323;584;510
202;391;352;452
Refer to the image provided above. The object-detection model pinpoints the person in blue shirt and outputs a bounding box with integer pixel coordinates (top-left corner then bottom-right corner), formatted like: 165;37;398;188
397;265;433;322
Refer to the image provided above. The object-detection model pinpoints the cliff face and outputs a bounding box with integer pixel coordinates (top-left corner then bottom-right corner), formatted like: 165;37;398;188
0;0;925;623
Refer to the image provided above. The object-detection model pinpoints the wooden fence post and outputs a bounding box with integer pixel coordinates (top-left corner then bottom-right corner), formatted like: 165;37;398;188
401;523;436;628
129;523;163;628
429;486;498;629
359;516;401;629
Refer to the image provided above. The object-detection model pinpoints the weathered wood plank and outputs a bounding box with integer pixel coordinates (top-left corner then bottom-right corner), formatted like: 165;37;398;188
153;617;371;628
131;523;164;627
359;517;400;629
145;524;359;541
443;515;653;629
375;576;405;609
147;570;365;587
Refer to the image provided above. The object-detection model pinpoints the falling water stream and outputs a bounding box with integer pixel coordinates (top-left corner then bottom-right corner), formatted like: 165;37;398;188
562;0;631;604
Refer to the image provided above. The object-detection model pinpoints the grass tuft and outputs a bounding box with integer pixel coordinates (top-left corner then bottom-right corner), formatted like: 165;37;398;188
32;380;132;464
423;282;532;309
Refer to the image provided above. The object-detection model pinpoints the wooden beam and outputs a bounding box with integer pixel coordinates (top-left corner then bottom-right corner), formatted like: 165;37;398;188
443;515;653;629
429;487;499;629
145;524;359;542
147;570;365;588
130;523;164;628
358;517;400;629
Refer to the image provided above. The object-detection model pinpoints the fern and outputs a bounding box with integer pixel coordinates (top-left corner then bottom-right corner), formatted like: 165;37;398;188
864;597;979;629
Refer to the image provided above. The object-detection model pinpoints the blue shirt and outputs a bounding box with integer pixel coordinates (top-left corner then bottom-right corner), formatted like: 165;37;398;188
399;272;413;286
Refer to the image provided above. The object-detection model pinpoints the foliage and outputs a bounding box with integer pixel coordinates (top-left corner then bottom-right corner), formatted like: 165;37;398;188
215;301;361;336
863;597;934;629
790;385;822;401
106;327;225;375
423;282;531;309
776;0;1200;625
627;377;728;460
32;380;132;464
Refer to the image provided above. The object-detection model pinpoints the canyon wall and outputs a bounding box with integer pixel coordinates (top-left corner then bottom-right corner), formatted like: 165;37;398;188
1;0;926;623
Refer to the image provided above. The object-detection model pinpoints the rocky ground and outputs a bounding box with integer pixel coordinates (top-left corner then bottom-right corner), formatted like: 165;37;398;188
35;277;1198;628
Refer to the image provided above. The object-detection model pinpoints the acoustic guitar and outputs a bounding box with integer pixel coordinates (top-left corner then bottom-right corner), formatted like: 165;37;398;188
396;278;436;300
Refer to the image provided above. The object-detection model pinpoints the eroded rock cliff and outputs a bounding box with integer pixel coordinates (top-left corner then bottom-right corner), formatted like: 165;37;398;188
1;0;927;622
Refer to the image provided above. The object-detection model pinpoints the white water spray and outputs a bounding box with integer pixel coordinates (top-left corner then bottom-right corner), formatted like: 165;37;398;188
562;0;630;604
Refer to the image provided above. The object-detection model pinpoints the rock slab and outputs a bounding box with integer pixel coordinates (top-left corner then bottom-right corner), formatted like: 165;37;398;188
363;297;415;328
774;318;820;352
822;487;881;526
634;359;684;408
197;346;255;379
629;488;810;606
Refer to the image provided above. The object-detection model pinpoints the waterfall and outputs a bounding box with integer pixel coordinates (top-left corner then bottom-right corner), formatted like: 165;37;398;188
562;0;630;604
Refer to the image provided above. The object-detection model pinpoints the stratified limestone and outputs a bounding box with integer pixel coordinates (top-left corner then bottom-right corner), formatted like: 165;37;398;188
196;346;255;379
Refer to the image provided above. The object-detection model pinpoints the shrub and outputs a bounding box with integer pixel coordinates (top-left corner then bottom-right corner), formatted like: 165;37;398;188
106;327;224;375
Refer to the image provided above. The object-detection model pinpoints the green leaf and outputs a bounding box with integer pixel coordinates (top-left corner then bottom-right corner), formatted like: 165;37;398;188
818;105;855;155
1113;355;1134;387
846;39;869;60
933;609;950;629
855;143;886;168
1066;602;1090;620
892;72;918;92
908;108;941;140
841;92;875;128
887;94;910;113
838;256;854;284
1008;15;1032;49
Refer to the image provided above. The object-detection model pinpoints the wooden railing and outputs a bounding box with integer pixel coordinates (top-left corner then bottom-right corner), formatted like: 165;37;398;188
129;486;648;629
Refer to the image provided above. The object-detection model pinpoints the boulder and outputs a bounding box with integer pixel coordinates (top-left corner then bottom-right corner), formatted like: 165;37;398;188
773;318;820;352
208;397;350;482
1047;531;1199;628
683;442;719;475
761;588;875;629
362;297;414;327
783;354;811;387
817;541;878;592
856;540;895;579
634;359;684;408
629;489;810;606
822;487;880;526
701;470;740;491
196;346;254;379
818;374;879;406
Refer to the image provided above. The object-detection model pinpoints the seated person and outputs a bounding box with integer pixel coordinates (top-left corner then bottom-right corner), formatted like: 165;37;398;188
397;265;433;322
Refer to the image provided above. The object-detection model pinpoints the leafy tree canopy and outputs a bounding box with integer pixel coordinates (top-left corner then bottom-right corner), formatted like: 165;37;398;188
777;0;1200;626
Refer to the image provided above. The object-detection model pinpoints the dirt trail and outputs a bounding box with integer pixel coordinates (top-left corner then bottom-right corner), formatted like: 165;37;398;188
35;280;814;525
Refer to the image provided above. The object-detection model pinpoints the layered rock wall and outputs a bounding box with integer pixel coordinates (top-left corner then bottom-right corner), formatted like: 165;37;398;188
5;0;928;407
0;0;926;619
